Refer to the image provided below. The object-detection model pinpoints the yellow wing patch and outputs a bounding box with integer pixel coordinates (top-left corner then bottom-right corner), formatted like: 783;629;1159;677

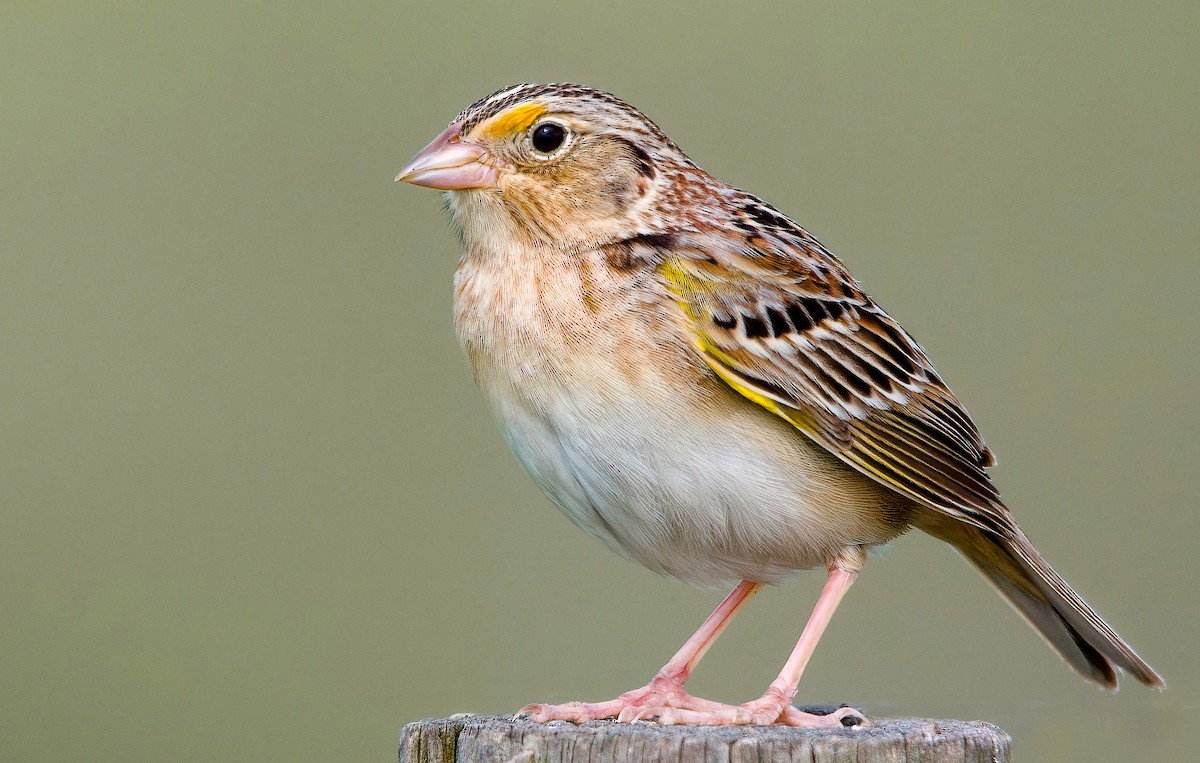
656;258;716;321
657;257;829;442
479;103;547;138
699;349;782;413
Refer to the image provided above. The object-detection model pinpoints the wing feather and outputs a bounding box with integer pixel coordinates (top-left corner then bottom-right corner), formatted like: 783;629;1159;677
652;210;1011;534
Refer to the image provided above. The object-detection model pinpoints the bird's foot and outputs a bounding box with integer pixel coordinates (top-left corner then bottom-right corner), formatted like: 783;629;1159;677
518;681;867;727
638;697;868;727
517;677;731;724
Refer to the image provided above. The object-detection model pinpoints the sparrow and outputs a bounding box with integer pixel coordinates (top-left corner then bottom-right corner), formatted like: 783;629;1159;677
396;83;1163;727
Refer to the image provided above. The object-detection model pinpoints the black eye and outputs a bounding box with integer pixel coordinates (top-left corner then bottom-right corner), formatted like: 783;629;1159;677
531;122;566;153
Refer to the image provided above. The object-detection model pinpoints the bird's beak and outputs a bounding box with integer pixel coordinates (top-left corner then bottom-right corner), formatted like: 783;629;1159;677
395;124;500;190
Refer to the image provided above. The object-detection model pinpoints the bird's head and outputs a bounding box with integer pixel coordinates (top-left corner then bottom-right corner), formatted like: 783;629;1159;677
397;83;707;249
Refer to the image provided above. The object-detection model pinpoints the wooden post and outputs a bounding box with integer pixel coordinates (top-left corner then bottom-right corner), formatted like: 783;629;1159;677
400;713;1011;763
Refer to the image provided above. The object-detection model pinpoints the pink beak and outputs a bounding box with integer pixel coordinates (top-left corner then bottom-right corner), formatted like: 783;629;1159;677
395;124;500;190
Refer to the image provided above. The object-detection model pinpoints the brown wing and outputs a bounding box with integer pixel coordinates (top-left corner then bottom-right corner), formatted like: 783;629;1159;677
655;202;1012;534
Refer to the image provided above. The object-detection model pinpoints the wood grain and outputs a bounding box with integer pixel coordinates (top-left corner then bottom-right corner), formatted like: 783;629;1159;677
399;713;1011;762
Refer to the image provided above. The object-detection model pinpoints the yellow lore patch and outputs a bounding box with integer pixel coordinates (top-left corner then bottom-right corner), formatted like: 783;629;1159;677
481;103;547;137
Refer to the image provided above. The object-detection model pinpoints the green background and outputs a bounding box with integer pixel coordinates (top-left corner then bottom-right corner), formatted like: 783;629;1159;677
3;3;1196;760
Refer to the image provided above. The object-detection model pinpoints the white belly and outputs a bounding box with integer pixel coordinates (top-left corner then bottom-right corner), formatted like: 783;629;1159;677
492;380;899;585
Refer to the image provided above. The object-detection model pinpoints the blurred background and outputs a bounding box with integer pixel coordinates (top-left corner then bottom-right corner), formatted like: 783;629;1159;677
3;2;1196;760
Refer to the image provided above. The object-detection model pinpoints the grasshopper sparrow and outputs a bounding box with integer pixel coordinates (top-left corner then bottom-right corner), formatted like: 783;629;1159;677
397;83;1163;726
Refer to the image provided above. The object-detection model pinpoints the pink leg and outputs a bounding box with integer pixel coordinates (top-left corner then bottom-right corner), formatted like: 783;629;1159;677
644;548;869;727
520;580;762;723
657;579;762;683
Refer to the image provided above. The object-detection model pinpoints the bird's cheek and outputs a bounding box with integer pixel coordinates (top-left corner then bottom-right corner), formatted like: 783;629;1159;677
601;174;645;213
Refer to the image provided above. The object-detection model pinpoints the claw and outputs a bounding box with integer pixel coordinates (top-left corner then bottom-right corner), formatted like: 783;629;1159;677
779;704;869;727
615;706;638;723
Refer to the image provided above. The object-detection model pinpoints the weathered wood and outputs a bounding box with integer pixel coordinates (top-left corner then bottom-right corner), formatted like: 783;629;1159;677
400;713;1011;763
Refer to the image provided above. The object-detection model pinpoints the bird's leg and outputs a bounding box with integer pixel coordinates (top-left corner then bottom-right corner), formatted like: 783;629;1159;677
650;578;763;688
519;579;762;723
637;547;869;727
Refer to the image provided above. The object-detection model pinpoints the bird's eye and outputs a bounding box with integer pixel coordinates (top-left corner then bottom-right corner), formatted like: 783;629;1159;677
530;122;567;154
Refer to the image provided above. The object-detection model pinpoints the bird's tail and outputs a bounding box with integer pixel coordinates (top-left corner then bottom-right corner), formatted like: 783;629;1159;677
916;513;1164;689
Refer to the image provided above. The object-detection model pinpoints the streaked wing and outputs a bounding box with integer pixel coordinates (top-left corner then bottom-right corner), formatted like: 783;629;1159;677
653;199;1011;534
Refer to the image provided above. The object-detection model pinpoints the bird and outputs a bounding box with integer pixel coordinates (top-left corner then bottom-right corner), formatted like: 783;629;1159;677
395;82;1164;727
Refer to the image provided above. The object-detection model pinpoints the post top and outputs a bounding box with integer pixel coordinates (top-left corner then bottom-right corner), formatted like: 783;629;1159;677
400;713;1011;763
